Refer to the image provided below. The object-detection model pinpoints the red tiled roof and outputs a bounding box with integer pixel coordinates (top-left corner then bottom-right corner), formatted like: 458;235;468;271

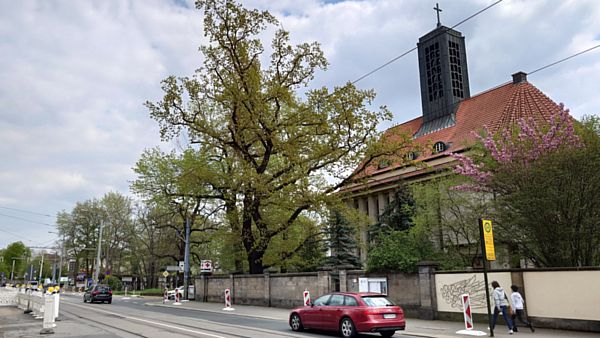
364;80;563;176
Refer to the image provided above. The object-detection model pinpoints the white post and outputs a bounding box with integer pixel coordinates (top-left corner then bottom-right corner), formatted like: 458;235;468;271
54;288;60;320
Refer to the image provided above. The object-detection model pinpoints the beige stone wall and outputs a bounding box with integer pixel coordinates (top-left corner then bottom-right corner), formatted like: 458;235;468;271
205;275;230;303
523;270;600;321
233;275;264;305
270;273;319;308
435;272;511;314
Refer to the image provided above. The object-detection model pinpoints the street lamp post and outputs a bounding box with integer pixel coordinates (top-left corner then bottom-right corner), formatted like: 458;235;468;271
94;220;104;284
10;259;15;283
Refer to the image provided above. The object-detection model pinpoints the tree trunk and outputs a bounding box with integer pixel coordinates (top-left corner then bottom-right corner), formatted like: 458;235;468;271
247;250;265;274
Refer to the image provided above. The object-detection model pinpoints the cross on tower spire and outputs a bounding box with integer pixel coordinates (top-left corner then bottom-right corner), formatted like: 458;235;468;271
433;3;442;27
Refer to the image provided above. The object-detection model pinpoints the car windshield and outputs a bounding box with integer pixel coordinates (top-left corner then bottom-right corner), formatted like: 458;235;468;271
361;296;395;307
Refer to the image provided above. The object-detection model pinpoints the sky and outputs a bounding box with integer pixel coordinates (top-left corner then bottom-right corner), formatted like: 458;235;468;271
1;0;599;250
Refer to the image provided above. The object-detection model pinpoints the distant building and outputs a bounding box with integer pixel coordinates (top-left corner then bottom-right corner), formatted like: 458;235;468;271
341;22;565;265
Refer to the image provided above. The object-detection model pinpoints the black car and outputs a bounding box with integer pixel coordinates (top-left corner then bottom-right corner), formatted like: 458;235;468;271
83;284;112;304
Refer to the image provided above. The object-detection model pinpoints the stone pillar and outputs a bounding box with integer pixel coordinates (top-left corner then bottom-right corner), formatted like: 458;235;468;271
229;274;235;305
339;270;347;292
357;197;369;263
378;192;387;216
264;272;271;307
389;190;395;204
417;261;439;320
317;269;331;296
196;275;206;302
367;194;378;223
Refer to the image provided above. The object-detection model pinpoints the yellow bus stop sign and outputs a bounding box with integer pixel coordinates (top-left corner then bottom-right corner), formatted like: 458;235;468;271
482;219;496;261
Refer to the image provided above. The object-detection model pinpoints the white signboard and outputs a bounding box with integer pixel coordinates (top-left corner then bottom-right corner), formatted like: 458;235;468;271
200;260;213;273
178;261;185;272
358;277;387;294
122;276;133;282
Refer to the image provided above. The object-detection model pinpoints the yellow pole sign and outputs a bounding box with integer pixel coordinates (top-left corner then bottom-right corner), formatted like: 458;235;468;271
482;219;496;261
162;271;169;278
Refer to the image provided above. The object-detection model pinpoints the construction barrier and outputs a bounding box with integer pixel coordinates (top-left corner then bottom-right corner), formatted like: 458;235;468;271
456;293;486;336
173;288;182;305
222;288;234;311
303;290;311;306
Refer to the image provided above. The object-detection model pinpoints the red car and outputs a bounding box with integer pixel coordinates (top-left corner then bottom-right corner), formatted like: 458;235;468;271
289;292;405;337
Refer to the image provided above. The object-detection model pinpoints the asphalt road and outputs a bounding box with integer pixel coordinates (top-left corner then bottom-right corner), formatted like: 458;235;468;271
58;294;413;338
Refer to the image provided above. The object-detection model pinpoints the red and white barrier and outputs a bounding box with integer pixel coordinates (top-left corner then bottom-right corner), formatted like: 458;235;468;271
173;289;182;306
456;293;486;336
303;290;311;306
462;294;473;330
222;288;234;311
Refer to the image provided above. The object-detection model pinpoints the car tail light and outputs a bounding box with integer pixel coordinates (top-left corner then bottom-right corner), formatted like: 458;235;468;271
92;291;99;296
108;290;112;295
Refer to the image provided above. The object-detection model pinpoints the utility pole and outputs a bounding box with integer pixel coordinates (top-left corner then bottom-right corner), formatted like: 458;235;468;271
183;217;191;300
39;252;44;282
10;259;15;283
58;234;65;286
94;219;104;284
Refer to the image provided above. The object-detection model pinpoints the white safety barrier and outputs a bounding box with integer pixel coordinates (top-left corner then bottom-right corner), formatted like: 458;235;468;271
173;288;182;305
303;290;311;307
40;290;56;334
222;288;234;311
0;287;19;306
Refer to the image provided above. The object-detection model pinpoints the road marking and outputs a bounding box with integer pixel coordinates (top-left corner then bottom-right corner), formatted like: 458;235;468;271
64;301;227;338
146;302;284;321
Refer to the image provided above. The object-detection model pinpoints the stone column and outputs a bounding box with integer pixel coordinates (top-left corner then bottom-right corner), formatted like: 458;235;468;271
389;190;395;204
317;269;331;296
357;197;369;263
417;261;439;320
229;274;235;305
339;270;348;292
378;192;387;216
264;272;271;307
367;194;378;223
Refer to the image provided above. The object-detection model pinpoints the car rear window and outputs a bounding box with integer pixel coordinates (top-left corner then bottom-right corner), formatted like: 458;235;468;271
361;296;395;307
97;285;111;292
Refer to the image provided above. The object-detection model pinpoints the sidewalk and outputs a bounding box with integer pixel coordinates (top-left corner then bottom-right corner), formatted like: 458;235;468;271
146;298;600;338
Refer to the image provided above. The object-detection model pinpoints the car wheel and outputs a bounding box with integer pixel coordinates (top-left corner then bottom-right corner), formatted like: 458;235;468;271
83;297;87;303
108;299;112;304
380;331;395;337
340;317;356;338
290;313;303;332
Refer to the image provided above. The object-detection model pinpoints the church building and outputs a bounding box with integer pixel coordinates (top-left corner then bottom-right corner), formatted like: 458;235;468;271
341;18;566;264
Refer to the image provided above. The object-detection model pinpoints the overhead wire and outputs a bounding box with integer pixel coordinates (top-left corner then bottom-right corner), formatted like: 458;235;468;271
0;206;52;217
351;0;505;84
528;43;600;75
0;212;56;227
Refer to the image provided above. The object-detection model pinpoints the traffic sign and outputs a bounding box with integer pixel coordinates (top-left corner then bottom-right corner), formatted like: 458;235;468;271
481;219;496;261
162;271;169;278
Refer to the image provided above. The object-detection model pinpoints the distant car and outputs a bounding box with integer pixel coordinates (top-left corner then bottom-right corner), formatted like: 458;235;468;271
167;286;184;300
83;284;112;304
289;292;405;338
27;281;39;290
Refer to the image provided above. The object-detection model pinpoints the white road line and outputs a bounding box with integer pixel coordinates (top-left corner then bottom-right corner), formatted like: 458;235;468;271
64;301;227;338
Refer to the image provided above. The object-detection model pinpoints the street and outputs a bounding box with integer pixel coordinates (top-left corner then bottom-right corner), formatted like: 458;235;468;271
52;294;413;338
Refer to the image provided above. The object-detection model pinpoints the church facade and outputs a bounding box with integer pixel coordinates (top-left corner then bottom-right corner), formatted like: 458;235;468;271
341;23;566;264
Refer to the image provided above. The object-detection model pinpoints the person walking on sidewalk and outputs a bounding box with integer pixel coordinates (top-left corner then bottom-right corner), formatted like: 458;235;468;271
491;281;514;334
510;285;535;332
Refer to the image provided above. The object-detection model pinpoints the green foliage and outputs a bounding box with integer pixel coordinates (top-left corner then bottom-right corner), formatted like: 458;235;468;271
369;182;415;245
144;0;412;273
411;176;490;269
104;275;123;291
491;115;600;267
324;210;361;268
0;242;31;280
367;226;434;273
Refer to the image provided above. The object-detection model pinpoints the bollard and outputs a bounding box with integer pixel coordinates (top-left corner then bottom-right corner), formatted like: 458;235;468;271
303;290;311;307
40;287;55;334
163;287;168;304
222;288;234;311
54;287;60;321
24;289;32;314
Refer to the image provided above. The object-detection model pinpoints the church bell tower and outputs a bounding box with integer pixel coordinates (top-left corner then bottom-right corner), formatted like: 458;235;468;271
415;4;470;137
